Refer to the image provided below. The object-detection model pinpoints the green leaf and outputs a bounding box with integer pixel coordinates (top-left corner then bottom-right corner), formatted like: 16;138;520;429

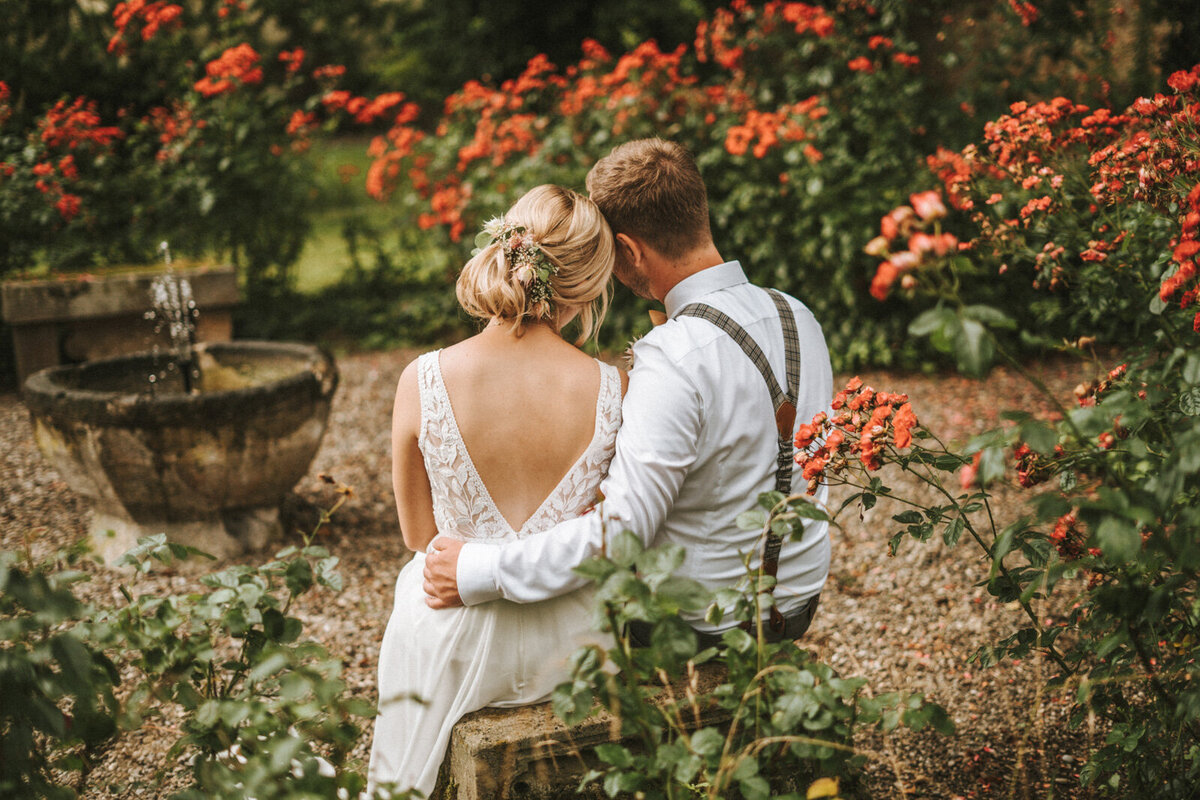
893;511;923;524
247;651;290;684
573;557;616;583
736;509;768;531
908;306;956;337
1096;515;1139;563
943;516;965;547
789;499;831;522
978;445;1006;487
657;576;711;612
608;530;643;568
595;743;634;768
1180;389;1200;416
690;726;724;757
1019;421;1058;456
954;318;994;378
50;633;95;694
635;544;685;580
962;304;1017;329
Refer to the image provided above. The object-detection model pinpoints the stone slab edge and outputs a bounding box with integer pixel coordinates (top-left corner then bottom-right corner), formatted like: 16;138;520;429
1;265;238;325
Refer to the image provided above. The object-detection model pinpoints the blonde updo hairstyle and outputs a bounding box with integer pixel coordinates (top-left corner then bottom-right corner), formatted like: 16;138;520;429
456;185;614;345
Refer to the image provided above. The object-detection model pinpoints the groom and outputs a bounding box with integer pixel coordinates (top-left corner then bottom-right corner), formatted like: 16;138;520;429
424;138;833;645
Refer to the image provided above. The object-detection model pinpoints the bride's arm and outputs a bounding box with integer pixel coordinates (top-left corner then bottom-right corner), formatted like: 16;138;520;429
392;360;438;553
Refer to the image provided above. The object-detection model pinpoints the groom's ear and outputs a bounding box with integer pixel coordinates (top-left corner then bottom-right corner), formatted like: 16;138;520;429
616;232;644;267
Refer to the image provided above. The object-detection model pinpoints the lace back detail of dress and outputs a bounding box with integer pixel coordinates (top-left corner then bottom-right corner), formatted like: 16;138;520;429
416;351;621;543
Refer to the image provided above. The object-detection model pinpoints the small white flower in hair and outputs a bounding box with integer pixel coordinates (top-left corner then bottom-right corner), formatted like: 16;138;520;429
514;264;536;285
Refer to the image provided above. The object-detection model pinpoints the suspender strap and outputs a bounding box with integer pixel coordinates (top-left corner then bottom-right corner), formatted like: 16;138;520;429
676;289;803;632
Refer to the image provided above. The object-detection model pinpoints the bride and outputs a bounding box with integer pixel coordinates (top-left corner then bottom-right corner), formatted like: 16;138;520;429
367;184;624;796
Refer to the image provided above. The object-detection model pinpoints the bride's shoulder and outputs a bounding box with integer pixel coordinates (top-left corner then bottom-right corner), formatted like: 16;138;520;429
395;348;444;397
592;357;629;398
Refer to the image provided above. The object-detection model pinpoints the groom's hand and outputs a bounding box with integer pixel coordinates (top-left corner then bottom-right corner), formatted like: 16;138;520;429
423;537;464;609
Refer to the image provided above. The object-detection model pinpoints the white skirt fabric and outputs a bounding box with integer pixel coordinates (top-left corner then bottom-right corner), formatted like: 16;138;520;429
366;551;599;796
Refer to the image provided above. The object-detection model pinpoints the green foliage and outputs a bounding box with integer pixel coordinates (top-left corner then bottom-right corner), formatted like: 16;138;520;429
0;543;119;799
553;497;951;798
0;487;405;799
833;64;1200;795
0;0;399;284
361;0;1188;369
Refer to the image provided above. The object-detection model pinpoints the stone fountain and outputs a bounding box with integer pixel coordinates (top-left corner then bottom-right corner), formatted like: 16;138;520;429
22;248;338;563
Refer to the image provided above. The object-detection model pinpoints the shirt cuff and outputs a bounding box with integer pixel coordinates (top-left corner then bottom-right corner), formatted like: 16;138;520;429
456;542;502;605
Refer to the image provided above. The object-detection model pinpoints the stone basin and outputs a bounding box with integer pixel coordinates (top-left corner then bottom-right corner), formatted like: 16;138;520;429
23;341;338;563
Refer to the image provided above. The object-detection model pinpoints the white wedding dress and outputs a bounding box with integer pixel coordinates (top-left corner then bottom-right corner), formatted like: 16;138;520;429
367;351;622;797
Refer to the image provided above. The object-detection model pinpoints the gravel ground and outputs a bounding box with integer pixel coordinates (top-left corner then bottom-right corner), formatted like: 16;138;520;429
0;346;1108;799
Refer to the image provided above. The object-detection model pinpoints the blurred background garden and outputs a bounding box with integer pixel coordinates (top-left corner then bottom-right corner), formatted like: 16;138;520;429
1;0;1196;384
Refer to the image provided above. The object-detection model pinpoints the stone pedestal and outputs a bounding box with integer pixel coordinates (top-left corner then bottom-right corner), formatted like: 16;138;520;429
1;265;238;384
433;662;730;800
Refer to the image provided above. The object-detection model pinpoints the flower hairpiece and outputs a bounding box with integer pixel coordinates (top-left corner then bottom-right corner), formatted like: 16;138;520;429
474;216;558;319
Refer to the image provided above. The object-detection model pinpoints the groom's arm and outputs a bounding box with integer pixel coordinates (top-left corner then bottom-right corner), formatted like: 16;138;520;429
432;338;702;606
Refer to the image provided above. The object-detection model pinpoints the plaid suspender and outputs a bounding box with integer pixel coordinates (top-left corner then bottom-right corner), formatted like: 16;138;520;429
676;289;802;631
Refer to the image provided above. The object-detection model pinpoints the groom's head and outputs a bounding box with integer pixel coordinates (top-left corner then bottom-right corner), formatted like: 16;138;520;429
586;139;713;298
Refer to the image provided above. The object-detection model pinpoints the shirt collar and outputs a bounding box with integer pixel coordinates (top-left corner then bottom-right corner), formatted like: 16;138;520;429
664;261;748;319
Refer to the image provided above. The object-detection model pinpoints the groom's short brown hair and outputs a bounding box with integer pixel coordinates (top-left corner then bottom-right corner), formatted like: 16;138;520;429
585;139;711;259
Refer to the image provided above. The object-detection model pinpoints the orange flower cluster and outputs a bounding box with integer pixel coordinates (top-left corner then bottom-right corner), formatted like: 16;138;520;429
793;377;918;493
38;98;123;150
278;48;306;74
365;127;426;202
697;2;834;70
725;96;825;159
323;91;411;126
1159;183;1200;327
145;102;206;162
217;0;247;19
1007;0;1039;26
457;114;540;172
1013;443;1061;488
776;1;835;36
865;190;960;300
1048;512;1098;561
107;0;182;55
694;6;742;70
418;181;470;242
29;156;84;221
847;56;873;74
194;43;263;98
1083;67;1200;325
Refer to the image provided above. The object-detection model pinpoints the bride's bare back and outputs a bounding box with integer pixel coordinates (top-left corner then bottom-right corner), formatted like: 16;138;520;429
392;322;625;550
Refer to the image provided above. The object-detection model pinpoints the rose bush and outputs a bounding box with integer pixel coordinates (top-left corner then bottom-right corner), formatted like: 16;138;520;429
0;0;408;289
360;0;1182;365
838;64;1200;794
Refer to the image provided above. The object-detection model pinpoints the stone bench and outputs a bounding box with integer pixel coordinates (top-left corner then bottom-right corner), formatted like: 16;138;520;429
432;662;730;800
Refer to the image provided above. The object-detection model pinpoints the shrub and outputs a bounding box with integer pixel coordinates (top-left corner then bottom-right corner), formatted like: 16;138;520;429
554;497;953;798
0;542;119;799
0;481;403;799
839;64;1200;795
361;0;1186;367
0;0;407;286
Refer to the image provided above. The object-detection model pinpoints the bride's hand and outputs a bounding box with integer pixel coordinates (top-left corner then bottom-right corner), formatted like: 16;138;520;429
423;537;464;609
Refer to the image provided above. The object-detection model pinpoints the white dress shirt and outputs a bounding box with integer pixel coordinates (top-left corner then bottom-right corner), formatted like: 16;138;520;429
455;261;834;631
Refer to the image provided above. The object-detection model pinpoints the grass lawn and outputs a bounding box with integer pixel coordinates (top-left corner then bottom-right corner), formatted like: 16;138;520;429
293;135;401;293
